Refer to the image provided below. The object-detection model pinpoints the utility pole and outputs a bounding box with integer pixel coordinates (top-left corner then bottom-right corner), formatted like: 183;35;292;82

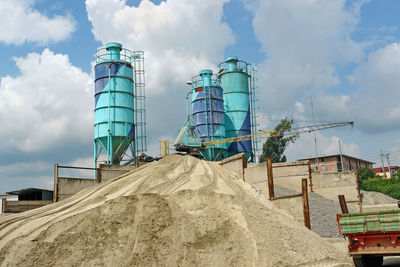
338;140;344;172
386;153;392;178
310;96;319;170
380;149;387;178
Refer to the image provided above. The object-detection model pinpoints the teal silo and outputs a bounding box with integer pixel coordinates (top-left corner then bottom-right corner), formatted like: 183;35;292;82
219;57;252;159
94;42;135;166
191;70;225;161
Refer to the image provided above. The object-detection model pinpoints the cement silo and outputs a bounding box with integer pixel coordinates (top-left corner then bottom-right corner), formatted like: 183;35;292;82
191;70;225;160
94;42;135;165
219;57;252;159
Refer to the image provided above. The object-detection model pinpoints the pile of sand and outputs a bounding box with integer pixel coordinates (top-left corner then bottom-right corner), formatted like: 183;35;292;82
361;190;398;205
0;155;352;266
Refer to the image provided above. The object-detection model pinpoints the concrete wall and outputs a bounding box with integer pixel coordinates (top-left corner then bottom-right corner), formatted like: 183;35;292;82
219;153;245;179
243;160;360;222
99;164;135;181
55;165;136;201
244;161;308;224
244;163;268;195
312;171;358;202
271;197;304;223
244;161;309;195
243;161;358;202
57;178;98;201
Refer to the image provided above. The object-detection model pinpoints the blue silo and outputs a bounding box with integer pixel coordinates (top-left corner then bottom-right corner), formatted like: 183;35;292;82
191;70;225;160
94;42;135;165
219;57;252;159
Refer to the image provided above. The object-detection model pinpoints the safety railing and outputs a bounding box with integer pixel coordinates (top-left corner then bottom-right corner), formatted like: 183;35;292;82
95;47;133;63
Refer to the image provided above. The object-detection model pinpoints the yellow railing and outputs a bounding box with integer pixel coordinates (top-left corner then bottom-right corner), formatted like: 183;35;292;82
159;140;170;156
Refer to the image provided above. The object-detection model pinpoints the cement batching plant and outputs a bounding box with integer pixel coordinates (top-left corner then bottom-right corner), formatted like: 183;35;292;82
175;57;260;162
92;43;258;165
94;42;147;167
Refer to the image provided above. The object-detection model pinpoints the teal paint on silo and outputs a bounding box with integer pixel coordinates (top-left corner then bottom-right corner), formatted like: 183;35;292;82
191;70;225;160
94;42;135;165
219;57;252;159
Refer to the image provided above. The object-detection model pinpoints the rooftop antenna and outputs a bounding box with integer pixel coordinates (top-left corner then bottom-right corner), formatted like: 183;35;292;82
310;96;319;169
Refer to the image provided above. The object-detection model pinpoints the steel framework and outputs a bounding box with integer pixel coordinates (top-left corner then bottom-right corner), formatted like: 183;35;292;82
133;51;147;154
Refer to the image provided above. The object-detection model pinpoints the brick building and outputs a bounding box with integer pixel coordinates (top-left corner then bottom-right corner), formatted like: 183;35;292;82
373;166;400;178
297;154;374;173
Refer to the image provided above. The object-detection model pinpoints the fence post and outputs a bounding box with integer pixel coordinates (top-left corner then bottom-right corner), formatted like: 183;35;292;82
96;168;102;183
2;198;6;213
355;169;362;212
135;156;140;168
302;178;311;229
308;162;313;192
267;158;274;200
242;154;247;182
53;164;59;203
338;195;349;214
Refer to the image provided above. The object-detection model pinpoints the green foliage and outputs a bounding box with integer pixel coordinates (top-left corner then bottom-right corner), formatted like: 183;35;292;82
259;118;299;163
393;169;400;179
361;177;400;200
358;167;377;182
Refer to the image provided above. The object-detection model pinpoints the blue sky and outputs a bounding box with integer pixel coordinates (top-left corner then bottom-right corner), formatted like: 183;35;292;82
1;0;400;194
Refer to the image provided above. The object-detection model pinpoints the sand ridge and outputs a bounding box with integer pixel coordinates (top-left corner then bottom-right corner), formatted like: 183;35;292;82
0;155;352;266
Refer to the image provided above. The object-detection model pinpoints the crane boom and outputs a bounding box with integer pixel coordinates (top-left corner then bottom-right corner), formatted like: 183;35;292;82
202;121;354;147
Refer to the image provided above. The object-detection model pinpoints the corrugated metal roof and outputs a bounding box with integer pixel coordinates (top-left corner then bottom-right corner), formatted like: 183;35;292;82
6;188;53;195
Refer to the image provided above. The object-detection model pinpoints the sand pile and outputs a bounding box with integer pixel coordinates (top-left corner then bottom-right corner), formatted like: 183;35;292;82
0;155;351;266
361;190;398;205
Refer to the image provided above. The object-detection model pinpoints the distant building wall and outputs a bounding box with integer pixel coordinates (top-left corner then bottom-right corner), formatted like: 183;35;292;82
2;200;52;213
304;154;373;173
0;195;17;214
374;166;400;179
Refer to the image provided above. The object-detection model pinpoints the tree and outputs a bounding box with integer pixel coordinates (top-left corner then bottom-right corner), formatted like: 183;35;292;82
358;167;377;183
259;118;299;163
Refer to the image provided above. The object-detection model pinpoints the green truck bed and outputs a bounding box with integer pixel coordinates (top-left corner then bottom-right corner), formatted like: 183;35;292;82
338;210;400;234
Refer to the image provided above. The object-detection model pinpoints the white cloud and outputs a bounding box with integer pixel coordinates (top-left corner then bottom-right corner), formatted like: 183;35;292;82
348;43;400;132
0;0;75;45
86;0;234;94
250;0;364;113
310;43;400;133
86;0;235;153
286;132;360;161
0;49;93;152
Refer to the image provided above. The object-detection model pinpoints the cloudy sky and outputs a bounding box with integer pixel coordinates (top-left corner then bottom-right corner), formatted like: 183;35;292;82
1;0;399;194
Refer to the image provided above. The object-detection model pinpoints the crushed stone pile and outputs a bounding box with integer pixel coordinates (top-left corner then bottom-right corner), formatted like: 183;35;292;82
361;190;398;205
274;186;355;238
0;155;352;266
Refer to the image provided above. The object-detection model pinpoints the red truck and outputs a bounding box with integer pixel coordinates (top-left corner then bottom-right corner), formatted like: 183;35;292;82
337;210;400;267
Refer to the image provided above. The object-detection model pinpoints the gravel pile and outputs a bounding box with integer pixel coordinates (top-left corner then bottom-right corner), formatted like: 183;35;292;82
275;186;354;238
361;190;398;205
